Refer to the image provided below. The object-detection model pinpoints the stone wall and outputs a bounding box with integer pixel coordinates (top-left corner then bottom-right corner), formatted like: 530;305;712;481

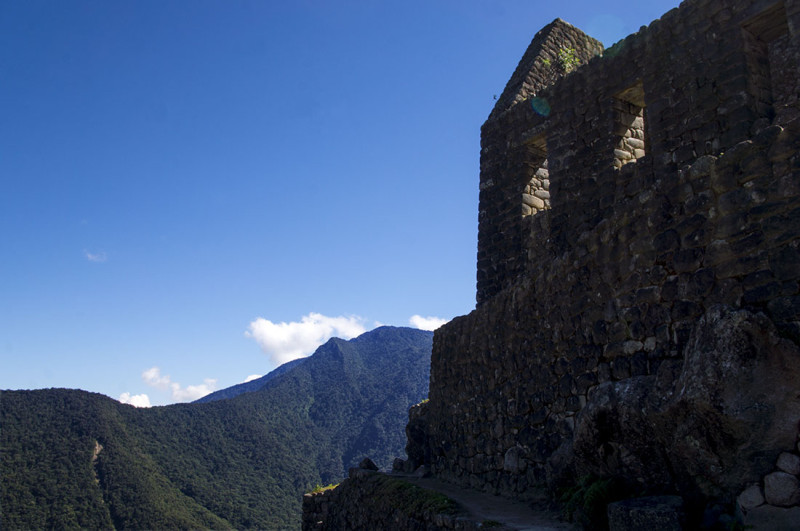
477;19;604;304
477;0;800;305
413;0;800;517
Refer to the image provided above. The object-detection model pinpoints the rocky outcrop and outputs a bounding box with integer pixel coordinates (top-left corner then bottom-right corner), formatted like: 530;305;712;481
572;306;800;501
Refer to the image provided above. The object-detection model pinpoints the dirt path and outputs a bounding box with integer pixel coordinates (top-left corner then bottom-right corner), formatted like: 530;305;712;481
393;473;578;530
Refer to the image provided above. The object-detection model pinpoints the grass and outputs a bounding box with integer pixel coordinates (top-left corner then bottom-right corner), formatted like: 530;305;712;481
372;475;458;516
310;483;339;494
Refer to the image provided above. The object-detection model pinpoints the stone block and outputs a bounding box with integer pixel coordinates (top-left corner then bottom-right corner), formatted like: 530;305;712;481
777;452;800;476
688;268;716;297
742;282;782;304
737;483;765;510
671;300;702;321
653;230;680;253
611;358;631;380
743;504;800;531
767;296;800;321
503;446;527;473
764;471;800;507
673;248;703;272
689;154;717;179
770;245;800;281
523;193;545;210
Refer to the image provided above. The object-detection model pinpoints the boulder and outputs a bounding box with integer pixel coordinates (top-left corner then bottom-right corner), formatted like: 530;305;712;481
736;484;765;511
663;306;800;495
571;306;800;499
571;377;673;490
776;452;800;475
764;471;800;507
742;504;800;530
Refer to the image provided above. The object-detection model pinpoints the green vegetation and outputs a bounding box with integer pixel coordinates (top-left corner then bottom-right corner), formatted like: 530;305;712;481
538;47;579;89
559;474;630;531
310;483;339;494
1;327;432;530
372;475;458;516
557;47;580;72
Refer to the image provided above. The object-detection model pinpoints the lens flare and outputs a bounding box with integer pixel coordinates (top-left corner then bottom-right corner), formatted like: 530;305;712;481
531;97;551;116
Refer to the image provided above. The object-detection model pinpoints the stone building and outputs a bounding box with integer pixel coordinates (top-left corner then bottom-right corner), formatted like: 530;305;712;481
412;0;800;523
306;0;800;527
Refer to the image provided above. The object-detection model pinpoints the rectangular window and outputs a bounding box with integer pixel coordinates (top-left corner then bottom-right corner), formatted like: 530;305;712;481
612;81;646;169
522;134;549;217
742;2;797;126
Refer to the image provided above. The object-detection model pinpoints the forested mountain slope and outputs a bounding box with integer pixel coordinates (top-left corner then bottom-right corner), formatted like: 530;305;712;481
194;357;308;404
1;326;432;530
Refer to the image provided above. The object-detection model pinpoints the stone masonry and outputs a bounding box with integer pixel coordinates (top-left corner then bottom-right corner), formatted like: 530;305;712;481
405;0;800;525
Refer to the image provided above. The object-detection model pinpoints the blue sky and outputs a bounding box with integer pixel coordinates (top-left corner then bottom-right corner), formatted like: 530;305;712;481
1;0;681;406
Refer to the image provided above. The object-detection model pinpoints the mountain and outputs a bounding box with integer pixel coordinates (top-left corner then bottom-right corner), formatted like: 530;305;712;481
194;357;308;403
0;326;432;530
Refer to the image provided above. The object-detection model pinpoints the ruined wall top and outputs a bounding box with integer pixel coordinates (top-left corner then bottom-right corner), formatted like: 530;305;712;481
488;18;604;121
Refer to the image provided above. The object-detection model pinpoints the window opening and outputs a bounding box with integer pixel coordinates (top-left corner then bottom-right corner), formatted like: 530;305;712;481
612;80;646;169
521;134;549;218
742;3;797;125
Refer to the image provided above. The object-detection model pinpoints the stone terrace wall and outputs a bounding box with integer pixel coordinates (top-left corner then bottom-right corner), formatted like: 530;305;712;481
419;0;800;508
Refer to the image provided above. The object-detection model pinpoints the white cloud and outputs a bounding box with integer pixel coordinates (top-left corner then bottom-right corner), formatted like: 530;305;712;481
142;366;171;389
170;378;217;402
119;392;152;408
243;374;263;383
85;250;107;263
246;312;368;365
409;315;449;331
141;366;217;402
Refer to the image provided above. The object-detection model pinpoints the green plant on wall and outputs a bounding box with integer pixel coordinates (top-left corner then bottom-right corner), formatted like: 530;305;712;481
539;48;579;82
558;47;580;72
310;483;339;494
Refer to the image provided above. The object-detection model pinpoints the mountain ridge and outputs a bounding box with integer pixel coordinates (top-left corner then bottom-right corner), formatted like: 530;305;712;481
194;356;308;403
1;325;433;529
